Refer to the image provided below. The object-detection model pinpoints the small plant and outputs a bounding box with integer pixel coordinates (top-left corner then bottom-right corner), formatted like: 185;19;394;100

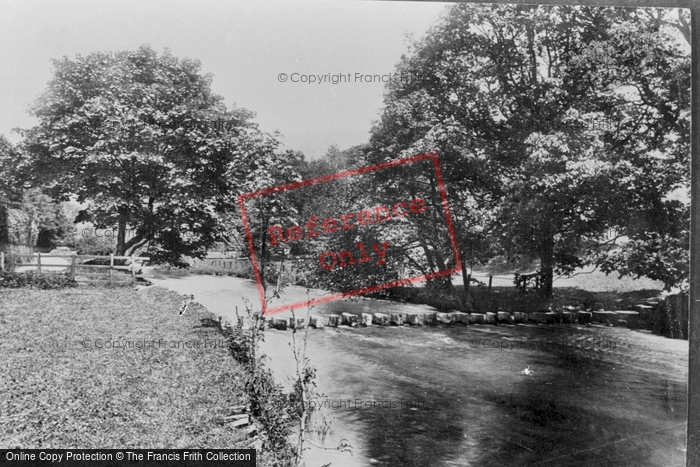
225;289;352;466
225;302;297;466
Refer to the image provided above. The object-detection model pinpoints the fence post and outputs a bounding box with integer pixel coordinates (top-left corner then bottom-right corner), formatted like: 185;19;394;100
37;252;42;274
0;252;4;271
70;255;76;281
131;254;135;285
109;254;114;286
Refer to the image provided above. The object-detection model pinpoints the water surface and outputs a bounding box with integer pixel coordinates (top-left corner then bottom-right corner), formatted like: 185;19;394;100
147;272;688;467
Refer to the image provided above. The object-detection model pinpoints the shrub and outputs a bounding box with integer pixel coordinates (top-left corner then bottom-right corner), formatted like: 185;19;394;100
0;271;77;289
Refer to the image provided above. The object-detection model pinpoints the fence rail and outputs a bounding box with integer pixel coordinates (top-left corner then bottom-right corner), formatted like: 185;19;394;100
0;253;150;286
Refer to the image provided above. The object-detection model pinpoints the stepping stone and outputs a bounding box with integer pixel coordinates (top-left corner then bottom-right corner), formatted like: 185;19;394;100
592;310;620;324
613;310;639;327
372;313;390;326
544;312;560;324
406;313;423;325
484;312;496;324
341;313;358;326
390;312;405;325
562;312;576;324
289;317;305;329
527;312;547;323
512;312;526;323
423;312;438;325
361;313;373;326
309;315;325;328
497;311;513;324
576;311;592;324
272;317;288;330
437;312;454;324
469;313;485;324
453;312;469;325
327;314;340;327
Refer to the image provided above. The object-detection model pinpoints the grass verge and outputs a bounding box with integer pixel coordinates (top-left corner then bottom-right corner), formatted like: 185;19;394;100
383;284;663;313
0;286;248;448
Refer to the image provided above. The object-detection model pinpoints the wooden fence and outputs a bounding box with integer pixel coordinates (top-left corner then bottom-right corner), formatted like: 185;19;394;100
0;253;149;286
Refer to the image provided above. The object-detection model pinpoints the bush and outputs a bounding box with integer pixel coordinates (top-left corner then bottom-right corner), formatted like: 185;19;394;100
73;235;115;255
0;271;77;289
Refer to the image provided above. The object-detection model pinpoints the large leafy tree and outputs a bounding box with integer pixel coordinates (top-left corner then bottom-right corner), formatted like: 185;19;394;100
369;4;690;297
21;189;76;250
22;45;282;264
580;10;691;291
0;136;25;203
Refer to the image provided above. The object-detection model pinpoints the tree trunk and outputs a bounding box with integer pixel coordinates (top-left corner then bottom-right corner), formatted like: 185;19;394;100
419;238;438;274
258;214;268;287
461;255;470;311
116;206;128;256
539;227;555;298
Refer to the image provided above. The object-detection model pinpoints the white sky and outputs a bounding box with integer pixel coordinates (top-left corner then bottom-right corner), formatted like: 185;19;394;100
0;0;448;158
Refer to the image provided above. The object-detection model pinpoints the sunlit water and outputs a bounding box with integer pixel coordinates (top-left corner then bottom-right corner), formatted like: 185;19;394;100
147;272;688;467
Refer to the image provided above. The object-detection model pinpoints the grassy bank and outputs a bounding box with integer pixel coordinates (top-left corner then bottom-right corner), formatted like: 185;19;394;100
0;286;248;448
383;284;663;313
378;268;664;313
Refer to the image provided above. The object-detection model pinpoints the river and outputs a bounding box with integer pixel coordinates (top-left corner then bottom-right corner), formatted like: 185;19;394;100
146;271;688;467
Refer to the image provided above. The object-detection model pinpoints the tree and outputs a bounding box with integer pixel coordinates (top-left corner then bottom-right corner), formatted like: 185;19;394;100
0;136;25;203
21;189;76;250
369;4;690;297
580;10;691;291
22;45;281;264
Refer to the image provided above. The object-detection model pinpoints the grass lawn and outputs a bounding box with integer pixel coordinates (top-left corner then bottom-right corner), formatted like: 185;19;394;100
383;267;663;313
0;286;248;448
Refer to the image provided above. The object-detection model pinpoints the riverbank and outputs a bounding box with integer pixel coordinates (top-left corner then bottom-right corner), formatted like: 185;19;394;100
145;272;370;466
0;287;249;448
160;263;686;340
145;272;689;466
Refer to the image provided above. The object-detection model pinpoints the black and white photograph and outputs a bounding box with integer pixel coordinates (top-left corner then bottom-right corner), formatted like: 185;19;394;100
0;1;695;466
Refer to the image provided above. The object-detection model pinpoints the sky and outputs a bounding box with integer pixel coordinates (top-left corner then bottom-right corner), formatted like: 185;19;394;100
0;0;448;158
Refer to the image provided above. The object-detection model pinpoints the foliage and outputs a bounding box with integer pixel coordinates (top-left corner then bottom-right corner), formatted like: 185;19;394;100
231;149;304;286
22;45;290;264
224;307;298;466
596;228;689;291
2;206;38;248
368;4;690;296
0;271;76;289
0;136;26;203
21;189;76;250
73;234;115;255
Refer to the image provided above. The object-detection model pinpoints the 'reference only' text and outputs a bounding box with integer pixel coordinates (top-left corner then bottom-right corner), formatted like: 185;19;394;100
267;197;427;271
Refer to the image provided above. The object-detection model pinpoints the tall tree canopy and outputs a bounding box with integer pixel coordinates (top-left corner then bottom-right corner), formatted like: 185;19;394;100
23;45;287;264
0;136;25;203
368;5;690;296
